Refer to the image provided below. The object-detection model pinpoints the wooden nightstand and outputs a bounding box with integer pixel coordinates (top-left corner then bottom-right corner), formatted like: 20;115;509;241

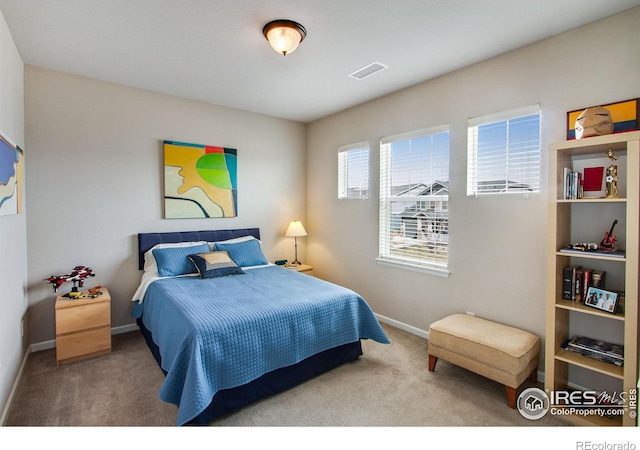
286;264;314;276
55;287;111;366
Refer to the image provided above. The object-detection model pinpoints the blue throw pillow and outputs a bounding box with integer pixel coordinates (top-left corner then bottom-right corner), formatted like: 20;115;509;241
152;243;211;277
187;251;245;279
213;239;268;267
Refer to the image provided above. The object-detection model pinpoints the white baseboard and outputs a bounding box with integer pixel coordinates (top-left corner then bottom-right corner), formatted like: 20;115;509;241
30;322;139;353
374;313;430;339
0;347;29;426
30;339;55;352
112;323;140;335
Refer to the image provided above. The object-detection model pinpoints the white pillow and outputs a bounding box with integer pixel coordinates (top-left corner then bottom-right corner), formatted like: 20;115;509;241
143;241;208;273
208;235;261;247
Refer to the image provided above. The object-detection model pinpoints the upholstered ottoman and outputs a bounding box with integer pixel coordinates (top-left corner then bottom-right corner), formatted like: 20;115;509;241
427;314;540;408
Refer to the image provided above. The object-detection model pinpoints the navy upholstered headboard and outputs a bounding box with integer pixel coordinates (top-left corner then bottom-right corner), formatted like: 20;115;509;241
137;228;261;270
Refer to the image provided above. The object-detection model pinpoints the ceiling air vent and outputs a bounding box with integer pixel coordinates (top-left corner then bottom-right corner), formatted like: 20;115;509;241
348;61;388;80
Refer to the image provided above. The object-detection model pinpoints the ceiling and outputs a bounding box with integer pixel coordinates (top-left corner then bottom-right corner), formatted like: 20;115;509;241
1;0;639;123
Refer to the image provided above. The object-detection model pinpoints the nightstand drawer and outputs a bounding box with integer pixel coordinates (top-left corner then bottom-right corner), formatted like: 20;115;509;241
56;326;111;363
56;301;110;335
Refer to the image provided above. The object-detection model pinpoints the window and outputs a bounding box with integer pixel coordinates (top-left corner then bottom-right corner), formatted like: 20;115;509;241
467;104;541;196
378;125;450;275
338;142;369;199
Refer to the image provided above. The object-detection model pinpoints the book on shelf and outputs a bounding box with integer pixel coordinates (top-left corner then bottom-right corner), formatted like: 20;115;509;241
562;266;581;300
574;268;584;302
591;270;605;288
563;336;624;367
616;291;626;313
563;167;570;199
567;336;623;360
562;266;605;302
581;269;591;302
563;169;583;199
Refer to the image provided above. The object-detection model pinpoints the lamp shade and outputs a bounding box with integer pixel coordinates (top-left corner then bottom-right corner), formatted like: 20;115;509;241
263;20;306;55
285;220;307;237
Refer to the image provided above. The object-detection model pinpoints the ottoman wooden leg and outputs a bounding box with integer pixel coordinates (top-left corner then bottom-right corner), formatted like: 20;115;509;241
505;386;517;409
428;354;438;371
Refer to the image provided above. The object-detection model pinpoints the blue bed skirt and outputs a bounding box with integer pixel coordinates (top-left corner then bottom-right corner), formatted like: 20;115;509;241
137;318;363;425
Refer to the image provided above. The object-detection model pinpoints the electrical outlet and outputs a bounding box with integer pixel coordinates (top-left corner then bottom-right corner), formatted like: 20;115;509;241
466;311;475;317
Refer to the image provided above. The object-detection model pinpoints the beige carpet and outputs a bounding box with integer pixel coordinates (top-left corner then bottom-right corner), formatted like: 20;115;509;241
5;322;570;427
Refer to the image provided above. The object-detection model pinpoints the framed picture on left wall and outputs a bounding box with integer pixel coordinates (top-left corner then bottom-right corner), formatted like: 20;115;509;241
163;140;238;219
0;129;24;216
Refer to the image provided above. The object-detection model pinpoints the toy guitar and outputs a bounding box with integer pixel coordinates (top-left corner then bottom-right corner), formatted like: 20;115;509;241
600;220;618;251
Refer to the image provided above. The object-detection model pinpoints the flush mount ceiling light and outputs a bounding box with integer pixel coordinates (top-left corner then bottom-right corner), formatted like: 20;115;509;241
263;19;307;56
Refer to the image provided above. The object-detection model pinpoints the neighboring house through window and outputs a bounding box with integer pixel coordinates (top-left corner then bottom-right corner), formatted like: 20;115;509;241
378;125;450;276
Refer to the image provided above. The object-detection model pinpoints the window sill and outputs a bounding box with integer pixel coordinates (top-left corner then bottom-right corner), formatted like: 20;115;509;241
375;258;450;278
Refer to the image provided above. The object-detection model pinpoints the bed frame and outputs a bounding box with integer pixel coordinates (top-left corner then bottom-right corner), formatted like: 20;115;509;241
136;228;363;425
137;227;262;270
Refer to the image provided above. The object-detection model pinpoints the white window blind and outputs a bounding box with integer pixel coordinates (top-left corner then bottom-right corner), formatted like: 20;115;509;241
467;104;541;196
338;142;369;199
378;125;449;273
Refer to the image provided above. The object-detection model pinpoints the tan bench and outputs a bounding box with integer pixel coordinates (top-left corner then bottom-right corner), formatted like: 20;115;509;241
427;314;540;408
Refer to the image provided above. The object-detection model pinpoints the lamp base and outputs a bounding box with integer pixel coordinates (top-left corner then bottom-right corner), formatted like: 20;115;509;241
288;260;301;267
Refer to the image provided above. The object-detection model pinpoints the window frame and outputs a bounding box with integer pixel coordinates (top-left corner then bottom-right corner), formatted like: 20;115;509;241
338;141;370;200
467;104;541;197
377;124;450;277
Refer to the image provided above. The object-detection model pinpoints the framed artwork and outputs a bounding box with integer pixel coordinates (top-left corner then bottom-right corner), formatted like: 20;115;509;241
567;98;639;140
0;129;24;216
163;140;237;218
584;287;619;314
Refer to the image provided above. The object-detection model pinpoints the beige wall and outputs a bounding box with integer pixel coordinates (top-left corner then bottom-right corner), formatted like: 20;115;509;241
24;67;307;344
306;7;640;382
0;8;27;419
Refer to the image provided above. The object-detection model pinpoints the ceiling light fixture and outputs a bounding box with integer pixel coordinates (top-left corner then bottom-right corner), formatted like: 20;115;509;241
263;19;307;56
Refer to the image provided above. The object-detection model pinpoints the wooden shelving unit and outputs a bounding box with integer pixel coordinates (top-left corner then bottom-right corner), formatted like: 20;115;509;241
545;131;639;427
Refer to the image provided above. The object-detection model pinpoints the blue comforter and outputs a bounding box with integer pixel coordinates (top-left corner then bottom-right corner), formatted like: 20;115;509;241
132;265;389;425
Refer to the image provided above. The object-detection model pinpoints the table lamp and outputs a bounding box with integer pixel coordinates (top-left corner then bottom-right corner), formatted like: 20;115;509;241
285;220;307;267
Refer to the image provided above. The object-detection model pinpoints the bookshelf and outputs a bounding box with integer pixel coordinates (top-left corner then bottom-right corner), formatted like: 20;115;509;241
546;131;639;427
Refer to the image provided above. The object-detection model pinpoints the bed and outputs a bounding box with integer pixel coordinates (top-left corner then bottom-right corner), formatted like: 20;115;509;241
131;228;390;425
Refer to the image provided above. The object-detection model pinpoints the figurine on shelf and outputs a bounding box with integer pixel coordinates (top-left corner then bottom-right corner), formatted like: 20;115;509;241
87;285;103;298
43;265;95;294
600;220;618;251
566;242;599;252
605;148;619;198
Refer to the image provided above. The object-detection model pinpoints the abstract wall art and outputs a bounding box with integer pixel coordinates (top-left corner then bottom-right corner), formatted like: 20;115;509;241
0;129;23;216
163;140;237;218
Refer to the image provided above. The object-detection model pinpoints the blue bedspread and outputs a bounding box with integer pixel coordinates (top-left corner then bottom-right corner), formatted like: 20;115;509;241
132;265;389;425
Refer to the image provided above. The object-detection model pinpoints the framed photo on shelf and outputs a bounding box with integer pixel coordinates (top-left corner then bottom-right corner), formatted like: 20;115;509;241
584;287;619;314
